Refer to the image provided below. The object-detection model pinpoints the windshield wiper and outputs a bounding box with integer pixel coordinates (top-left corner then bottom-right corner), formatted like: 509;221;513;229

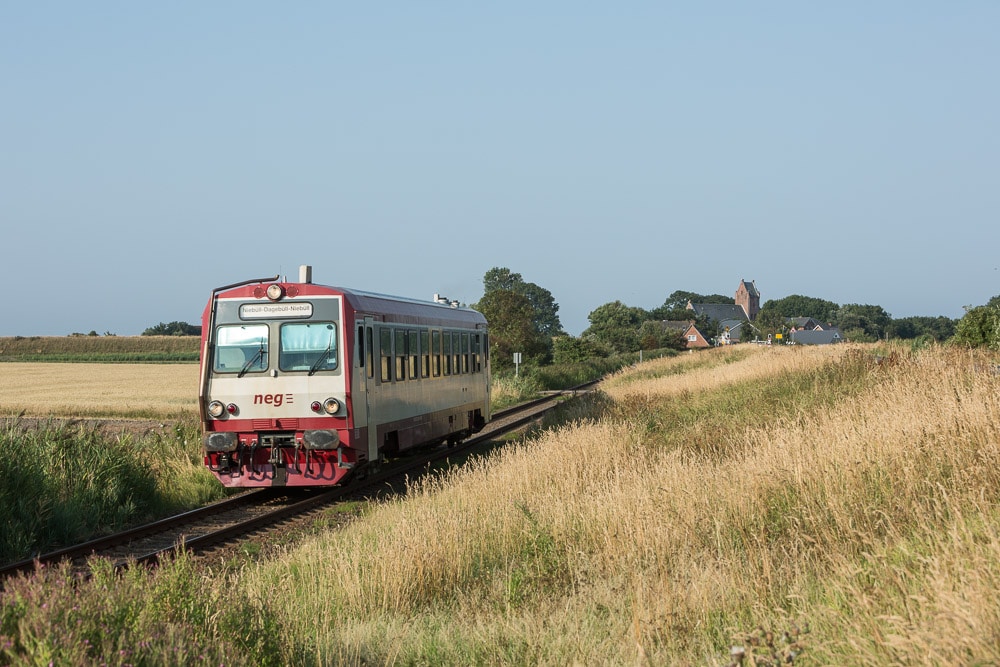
309;334;334;376
239;340;266;378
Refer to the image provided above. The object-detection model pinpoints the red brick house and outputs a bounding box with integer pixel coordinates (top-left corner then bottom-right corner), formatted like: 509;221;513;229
661;320;711;349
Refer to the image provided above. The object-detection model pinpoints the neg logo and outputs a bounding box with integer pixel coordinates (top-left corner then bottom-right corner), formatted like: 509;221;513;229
253;393;294;407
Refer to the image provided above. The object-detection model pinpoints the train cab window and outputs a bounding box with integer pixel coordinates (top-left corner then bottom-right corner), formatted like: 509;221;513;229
408;330;419;380
215;324;269;375
420;330;430;378
395;329;406;381
380;328;392;382
462;332;470;373
442;331;452;376
432;330;441;377
279;322;338;373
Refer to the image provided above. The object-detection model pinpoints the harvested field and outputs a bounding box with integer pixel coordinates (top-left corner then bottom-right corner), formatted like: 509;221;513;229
0;363;199;418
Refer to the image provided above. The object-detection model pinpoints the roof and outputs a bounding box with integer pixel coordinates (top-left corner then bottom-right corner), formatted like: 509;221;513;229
688;303;749;323
789;329;843;345
659;320;694;332
789;317;822;330
740;280;759;297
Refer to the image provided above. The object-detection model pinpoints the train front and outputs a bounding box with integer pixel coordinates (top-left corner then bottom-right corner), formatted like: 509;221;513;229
198;269;356;487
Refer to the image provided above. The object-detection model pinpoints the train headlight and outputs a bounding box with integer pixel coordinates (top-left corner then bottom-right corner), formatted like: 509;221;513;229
208;401;226;418
226;403;239;415
266;284;285;301
311;398;341;415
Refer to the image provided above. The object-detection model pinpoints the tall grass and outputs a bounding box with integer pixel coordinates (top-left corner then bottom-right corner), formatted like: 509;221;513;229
0;418;225;564
5;343;1000;665
0;552;289;666
237;343;1000;664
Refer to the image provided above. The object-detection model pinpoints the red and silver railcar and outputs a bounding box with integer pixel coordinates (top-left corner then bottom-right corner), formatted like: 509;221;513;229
199;266;490;487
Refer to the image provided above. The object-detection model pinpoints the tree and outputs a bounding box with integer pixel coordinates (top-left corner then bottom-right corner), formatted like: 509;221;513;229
753;308;790;340
474;290;550;371
582;301;647;354
952;305;1000;350
887;316;956;341
835;304;891;342
552;336;612;364
758;295;840;324
143;321;201;336
638;321;687;351
482;267;523;294
481;267;564;338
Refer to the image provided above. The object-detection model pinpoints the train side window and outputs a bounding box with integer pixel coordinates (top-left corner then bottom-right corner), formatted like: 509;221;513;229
366;327;375;379
462;332;470;373
408;330;419;380
453;332;462;374
420;330;430;378
432;330;441;377
395;329;406;381
442;331;452;375
471;334;480;373
380;328;392;382
357;326;364;368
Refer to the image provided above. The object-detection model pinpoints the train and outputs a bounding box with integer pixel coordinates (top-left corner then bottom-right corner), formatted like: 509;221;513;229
198;265;491;487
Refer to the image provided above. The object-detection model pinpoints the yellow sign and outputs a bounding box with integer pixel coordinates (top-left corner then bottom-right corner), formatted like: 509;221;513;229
775;333;783;339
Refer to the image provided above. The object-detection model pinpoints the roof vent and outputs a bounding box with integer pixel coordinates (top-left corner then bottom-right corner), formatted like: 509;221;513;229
299;265;313;284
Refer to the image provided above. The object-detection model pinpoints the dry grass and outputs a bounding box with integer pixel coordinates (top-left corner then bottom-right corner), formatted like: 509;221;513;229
237;343;1000;665
0;363;199;418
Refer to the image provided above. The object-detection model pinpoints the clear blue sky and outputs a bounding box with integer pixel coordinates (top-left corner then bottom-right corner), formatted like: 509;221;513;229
3;3;997;337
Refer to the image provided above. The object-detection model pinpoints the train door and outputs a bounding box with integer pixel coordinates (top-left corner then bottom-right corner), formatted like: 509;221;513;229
362;317;379;463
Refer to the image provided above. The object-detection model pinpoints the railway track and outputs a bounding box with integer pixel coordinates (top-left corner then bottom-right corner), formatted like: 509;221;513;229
0;382;597;583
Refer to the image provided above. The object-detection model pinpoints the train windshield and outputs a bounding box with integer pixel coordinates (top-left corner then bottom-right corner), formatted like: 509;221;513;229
214;324;269;375
280;322;339;373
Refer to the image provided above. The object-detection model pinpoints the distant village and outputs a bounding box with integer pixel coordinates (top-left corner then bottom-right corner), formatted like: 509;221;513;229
664;280;842;348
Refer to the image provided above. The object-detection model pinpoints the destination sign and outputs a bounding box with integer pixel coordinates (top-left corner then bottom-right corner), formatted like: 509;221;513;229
240;302;314;319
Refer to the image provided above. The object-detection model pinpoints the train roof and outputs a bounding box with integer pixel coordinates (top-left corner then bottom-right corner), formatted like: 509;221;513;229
339;287;487;327
210;278;486;329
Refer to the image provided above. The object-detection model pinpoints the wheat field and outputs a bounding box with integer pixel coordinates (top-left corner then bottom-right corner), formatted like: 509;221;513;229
0;363;199;418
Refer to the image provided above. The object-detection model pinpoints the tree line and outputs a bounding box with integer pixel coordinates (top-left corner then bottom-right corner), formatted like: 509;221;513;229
473;267;1000;373
138;269;1000;373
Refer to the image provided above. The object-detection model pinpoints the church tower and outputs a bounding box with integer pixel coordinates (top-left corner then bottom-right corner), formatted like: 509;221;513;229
735;279;760;321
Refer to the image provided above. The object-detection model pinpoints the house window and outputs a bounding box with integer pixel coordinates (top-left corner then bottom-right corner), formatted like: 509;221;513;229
688;334;697;342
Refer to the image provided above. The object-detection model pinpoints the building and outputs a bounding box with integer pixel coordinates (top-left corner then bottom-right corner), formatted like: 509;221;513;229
735;279;760;321
687;279;761;343
661;320;711;349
